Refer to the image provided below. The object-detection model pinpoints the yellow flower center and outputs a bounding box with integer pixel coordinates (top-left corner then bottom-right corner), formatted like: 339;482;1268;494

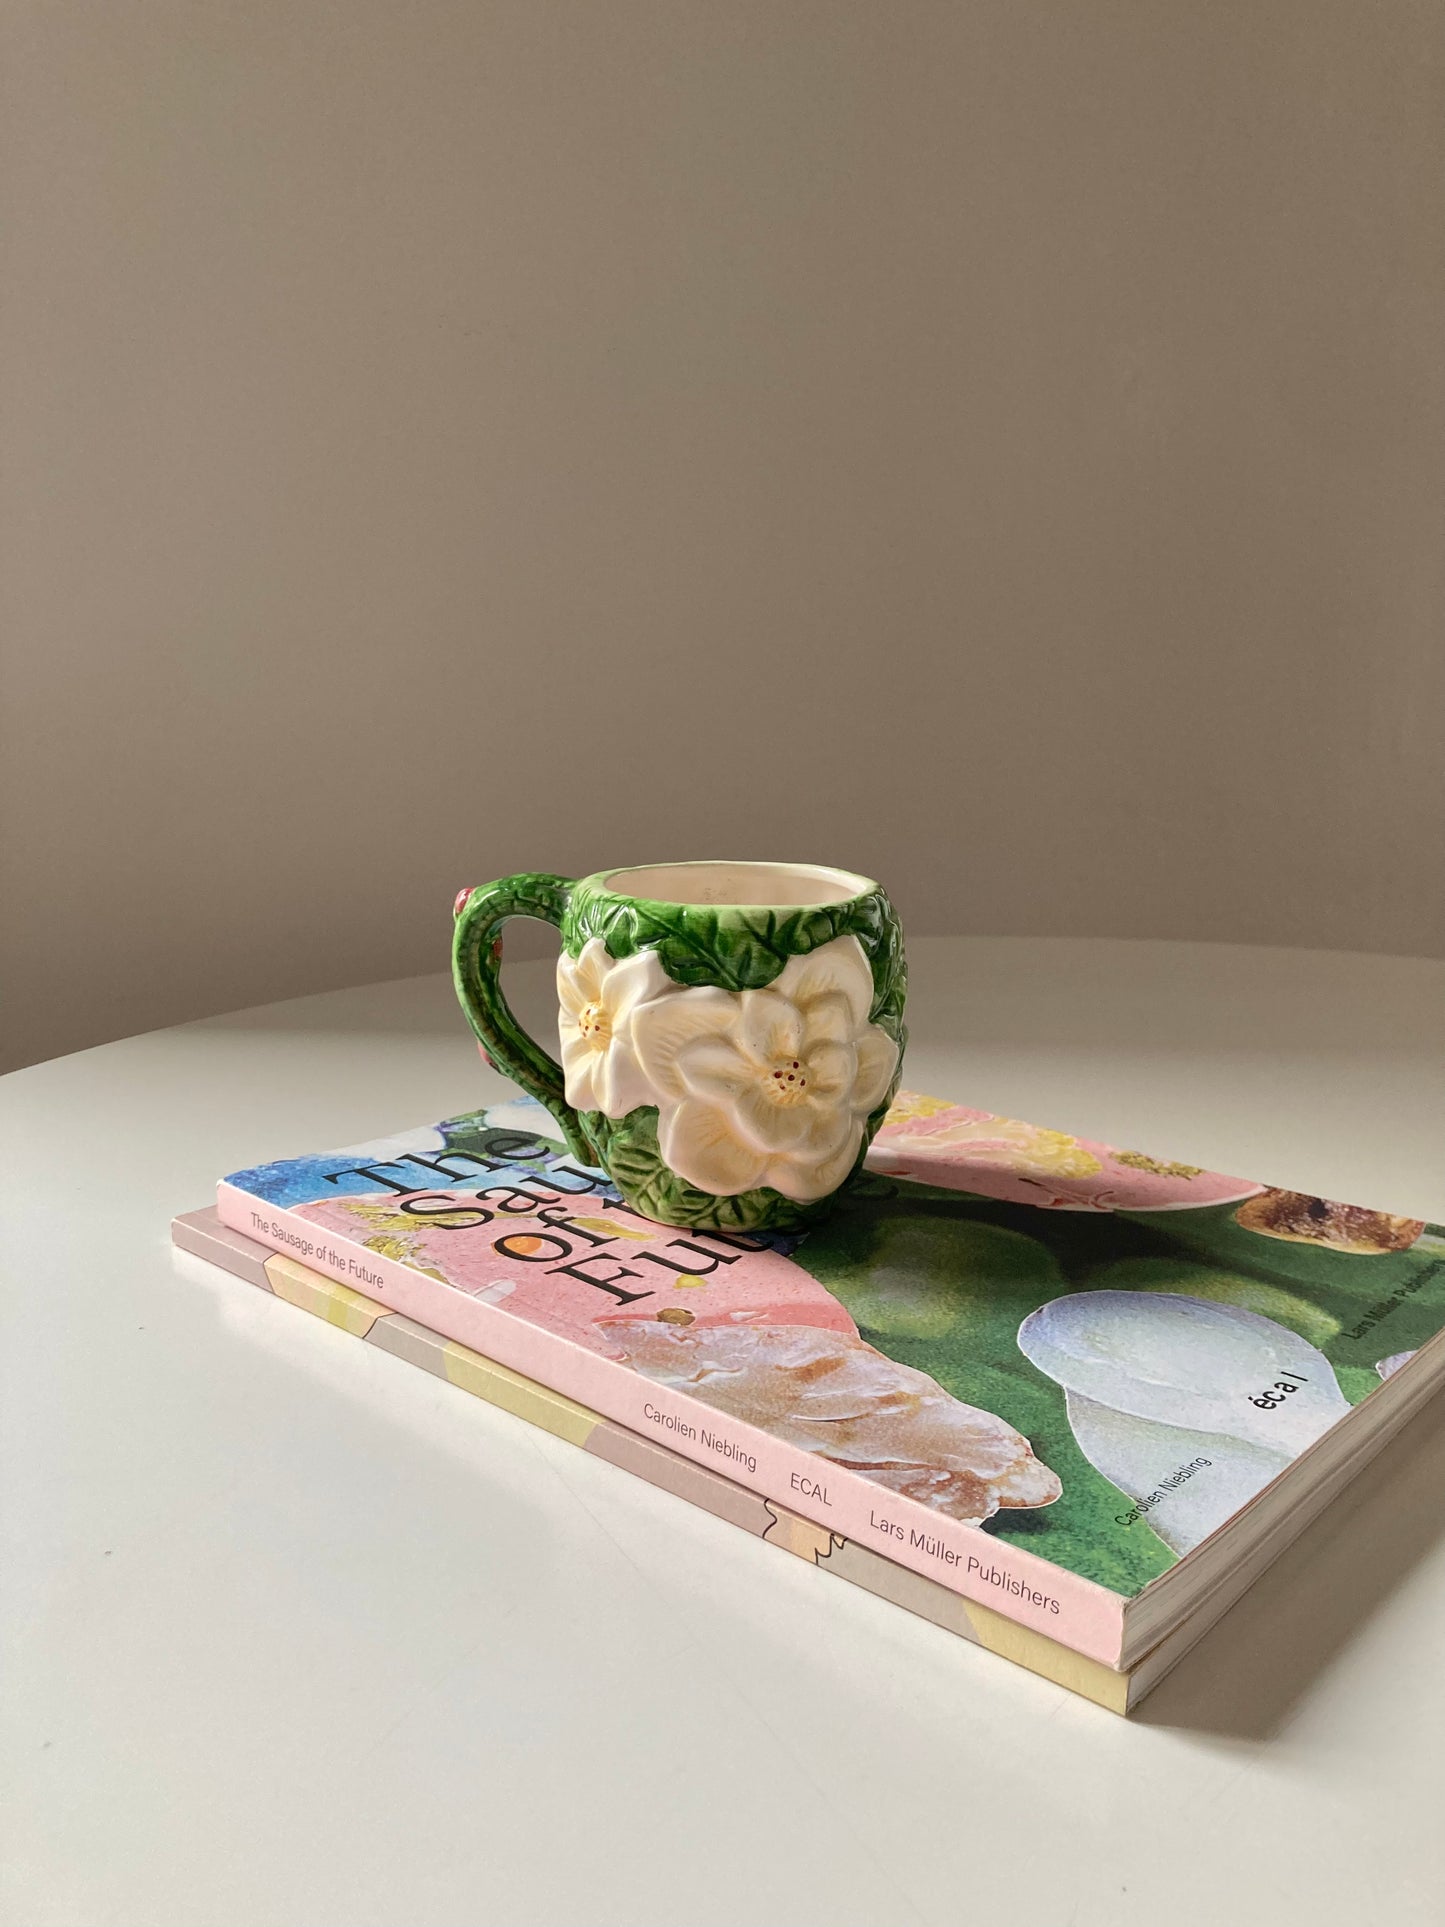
576;1000;611;1045
763;1056;809;1105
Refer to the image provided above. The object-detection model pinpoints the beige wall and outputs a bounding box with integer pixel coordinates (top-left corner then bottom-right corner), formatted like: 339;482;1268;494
3;2;1442;1072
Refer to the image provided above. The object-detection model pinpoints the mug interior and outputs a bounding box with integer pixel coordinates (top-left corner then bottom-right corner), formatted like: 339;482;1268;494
601;860;872;909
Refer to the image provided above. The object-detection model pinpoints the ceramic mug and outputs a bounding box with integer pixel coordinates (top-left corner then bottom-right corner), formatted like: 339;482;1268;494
452;861;907;1231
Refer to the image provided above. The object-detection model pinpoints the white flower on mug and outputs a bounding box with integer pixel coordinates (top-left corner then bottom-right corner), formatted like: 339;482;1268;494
630;935;899;1202
557;938;672;1117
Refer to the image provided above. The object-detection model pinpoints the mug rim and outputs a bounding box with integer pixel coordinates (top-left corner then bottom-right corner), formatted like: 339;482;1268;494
587;859;879;911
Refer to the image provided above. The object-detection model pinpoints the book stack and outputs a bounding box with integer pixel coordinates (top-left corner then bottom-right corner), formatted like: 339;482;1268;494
173;1084;1445;1712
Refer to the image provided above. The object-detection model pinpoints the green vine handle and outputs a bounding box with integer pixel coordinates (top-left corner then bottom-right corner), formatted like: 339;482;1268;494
451;873;589;1160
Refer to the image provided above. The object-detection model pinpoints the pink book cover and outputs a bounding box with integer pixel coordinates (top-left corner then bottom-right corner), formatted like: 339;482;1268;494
216;1087;1445;1668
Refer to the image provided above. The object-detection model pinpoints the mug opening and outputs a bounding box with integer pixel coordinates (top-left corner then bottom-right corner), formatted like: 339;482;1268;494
600;861;872;909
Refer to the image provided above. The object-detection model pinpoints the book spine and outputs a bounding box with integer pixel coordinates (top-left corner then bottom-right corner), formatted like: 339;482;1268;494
217;1181;1125;1664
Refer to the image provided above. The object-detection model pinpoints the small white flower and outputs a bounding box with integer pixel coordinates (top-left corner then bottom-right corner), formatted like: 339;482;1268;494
557;937;672;1117
630;934;899;1202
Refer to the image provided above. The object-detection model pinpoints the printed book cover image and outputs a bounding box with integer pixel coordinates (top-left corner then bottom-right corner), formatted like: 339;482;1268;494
216;1086;1445;1666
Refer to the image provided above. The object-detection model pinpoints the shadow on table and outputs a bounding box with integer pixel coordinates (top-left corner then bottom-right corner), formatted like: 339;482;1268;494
1137;1386;1445;1738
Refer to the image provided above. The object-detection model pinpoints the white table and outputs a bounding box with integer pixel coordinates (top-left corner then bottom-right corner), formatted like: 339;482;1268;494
4;938;1444;1927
